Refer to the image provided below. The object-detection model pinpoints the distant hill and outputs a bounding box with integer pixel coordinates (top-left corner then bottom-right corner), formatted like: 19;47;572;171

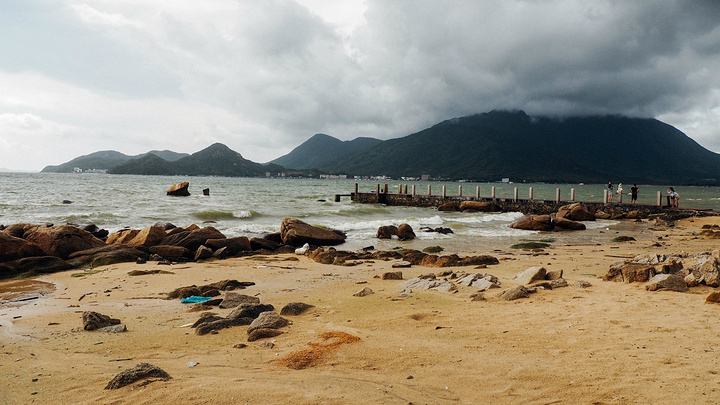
41;149;188;173
109;143;285;177
271;133;382;170
328;110;720;185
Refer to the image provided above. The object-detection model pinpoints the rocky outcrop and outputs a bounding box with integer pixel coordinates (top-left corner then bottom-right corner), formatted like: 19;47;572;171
552;216;586;231
68;246;146;268
219;293;260;309
556;203;595;221
459;201;495;212
0;232;44;262
205;237;251;254
513;266;547;285
160;226;226;251
510;215;554;231
23;225;105;259
280;218;346;247
0;256;74;278
106;229;140;245
645;274;688;292
105;363;171;390
166;182;190;196
167;280;255;299
149;245;191;260
126;225;166;247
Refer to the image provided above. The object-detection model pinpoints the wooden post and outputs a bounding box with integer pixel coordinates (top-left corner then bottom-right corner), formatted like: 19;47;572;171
603;189;609;204
376;184;381;203
555;188;561;203
442;185;447;198
428;185;432;196
458;184;463;196
354;183;359;195
384;184;388;194
513;187;518;202
404;184;408;194
529;187;534;200
570;188;576;201
656;191;661;207
491;186;496;200
398;184;402;194
475;186;480;199
411;184;416;196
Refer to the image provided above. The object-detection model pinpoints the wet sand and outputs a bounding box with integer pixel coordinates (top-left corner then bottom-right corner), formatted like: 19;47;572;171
2;217;720;404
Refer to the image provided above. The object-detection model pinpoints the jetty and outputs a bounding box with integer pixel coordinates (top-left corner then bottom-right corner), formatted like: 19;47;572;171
344;183;713;217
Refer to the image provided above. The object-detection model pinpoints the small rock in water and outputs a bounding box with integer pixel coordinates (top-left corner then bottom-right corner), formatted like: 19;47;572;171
105;363;171;390
353;287;374;297
62;200;73;204
280;302;314;316
361;245;375;252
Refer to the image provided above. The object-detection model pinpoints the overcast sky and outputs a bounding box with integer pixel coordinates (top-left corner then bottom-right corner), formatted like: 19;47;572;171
1;0;720;170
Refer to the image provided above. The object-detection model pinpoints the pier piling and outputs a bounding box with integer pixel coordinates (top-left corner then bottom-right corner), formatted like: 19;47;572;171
442;185;447;198
475;186;480;199
570;188;576;201
491;186;496;200
555;188;561;203
513;187;518;202
529;187;534;200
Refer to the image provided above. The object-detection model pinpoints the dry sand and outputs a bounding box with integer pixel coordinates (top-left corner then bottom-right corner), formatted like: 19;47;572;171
2;217;720;404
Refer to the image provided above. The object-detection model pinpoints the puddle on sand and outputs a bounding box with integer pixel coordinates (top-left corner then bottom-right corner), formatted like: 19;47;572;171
0;279;55;303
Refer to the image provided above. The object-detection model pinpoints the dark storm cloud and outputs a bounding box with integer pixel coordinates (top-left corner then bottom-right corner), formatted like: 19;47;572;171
0;0;719;170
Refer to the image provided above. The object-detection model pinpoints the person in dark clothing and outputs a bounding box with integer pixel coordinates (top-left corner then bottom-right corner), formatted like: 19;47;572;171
630;184;639;204
606;182;614;203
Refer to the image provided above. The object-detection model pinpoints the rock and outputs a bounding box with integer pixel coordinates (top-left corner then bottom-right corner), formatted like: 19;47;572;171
353;287;374;297
500;286;531;301
576;280;592;288
247;311;289;333
459;201;495;212
280;302;314;316
0;256;74;278
420;227;453;235
376;225;398;239
82;311;121;331
549;278;569;289
212;247;229;259
136;256;147;264
161;227;226;252
437;202;460;211
556;203;595;221
382;271;403;279
594;211;611;219
167;280;256;299
194;245;213;261
62;199;72;204
2;223;36;238
469;292;485;301
705;291;720;304
127;269;173;276
693;257;720;287
166;182;190;196
645;274;688;292
396;223;416;241
280;218;346;247
510;215;554;231
0;232;44;262
83;224;109;240
202;188;210;196
604;263;654;283
294;243;310;255
247;328;283;342
24;225;105;259
391;261;411;269
149;245;191;260
67;246;146;268
98;324;127;333
195;317;253;335
611;236;636;243
105;363;171;389
228;303;275;320
219;293;260;309
401;278;457;294
126;225;166;247
472;277;501;292
513;266;547;285
552;216;586;231
250;237;282;251
205;237;251;255
545;269;564;280
685;273;699;287
423;246;444;254
106;229;140;245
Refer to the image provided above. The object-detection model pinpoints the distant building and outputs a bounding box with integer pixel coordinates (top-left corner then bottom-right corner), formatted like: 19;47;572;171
501;178;510;183
319;174;348;179
421;174;431;181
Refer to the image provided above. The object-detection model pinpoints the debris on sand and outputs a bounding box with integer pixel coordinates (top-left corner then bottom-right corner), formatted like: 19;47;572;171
278;331;361;370
127;269;174;276
105;363;171;389
82;311;121;331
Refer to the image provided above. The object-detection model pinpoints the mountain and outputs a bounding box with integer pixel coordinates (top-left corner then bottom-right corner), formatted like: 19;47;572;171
41;149;188;173
270;133;382;170
109;143;284;177
328;110;720;185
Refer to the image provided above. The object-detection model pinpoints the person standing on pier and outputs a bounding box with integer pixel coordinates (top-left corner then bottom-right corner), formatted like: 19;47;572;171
667;187;680;208
616;183;624;203
630;184;639;204
607;182;614;203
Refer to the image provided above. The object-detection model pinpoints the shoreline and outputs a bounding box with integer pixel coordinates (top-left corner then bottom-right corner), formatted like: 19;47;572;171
2;215;720;403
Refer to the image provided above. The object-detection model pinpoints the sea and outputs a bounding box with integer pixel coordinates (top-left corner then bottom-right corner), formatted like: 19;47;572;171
1;173;719;253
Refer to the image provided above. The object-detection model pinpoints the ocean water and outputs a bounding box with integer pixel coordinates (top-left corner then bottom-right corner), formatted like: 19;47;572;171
0;173;717;253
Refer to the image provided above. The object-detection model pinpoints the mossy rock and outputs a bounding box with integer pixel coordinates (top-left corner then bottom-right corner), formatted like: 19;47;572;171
510;242;551;250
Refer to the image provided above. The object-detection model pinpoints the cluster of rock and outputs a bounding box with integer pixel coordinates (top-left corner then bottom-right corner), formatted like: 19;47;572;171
510;202;595;231
376;223;416;240
604;251;720;295
82;311;126;333
438;201;497;212
0;218;346;279
307;246;499;268
402;271;501;294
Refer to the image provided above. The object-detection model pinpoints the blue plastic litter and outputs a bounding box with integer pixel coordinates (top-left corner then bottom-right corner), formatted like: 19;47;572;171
180;296;213;304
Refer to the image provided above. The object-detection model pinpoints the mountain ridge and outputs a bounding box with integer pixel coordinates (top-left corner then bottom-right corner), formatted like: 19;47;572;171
270;133;382;170
41;149;189;173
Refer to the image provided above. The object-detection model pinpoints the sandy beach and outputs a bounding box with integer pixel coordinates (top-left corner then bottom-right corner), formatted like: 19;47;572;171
2;216;720;404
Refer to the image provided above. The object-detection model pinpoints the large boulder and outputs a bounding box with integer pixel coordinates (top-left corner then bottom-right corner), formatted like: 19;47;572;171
459;201;495;212
510;215;554;231
160;226;226;251
205;237;251;255
556;203;595;222
149;245;191;260
2;223;37;238
691;257;720;287
0;256;74;279
106;229;140;245
396;223;416;241
126;225;166;247
376;225;398;239
68;246;146;268
604;263;654;283
513;267;547;285
166;182;190;196
645;274;688;292
552;216;587;231
280;218;346;247
246;311;289;334
0;232;44;262
24;225;105;259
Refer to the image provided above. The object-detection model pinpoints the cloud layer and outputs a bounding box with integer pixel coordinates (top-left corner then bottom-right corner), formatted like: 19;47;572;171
1;0;719;170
